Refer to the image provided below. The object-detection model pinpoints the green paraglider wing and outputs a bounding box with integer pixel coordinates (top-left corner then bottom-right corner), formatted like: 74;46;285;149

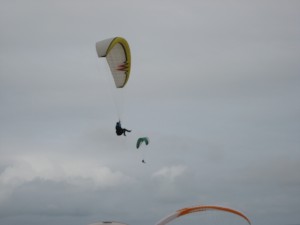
136;137;149;149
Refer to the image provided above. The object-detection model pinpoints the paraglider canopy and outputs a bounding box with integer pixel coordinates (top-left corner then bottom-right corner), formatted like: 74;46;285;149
155;205;251;225
88;222;129;225
96;37;131;88
136;137;149;149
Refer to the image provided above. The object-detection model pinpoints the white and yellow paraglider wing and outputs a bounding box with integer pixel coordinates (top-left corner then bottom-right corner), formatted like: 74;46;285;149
96;37;131;88
155;205;251;225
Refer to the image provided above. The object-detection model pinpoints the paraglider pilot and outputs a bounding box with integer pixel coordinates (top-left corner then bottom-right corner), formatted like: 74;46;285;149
115;121;131;136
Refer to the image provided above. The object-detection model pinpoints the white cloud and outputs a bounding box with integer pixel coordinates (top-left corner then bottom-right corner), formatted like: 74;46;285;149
152;165;187;181
0;156;134;203
151;165;191;203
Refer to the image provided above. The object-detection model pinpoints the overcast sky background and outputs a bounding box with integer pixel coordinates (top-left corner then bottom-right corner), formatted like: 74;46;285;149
1;1;300;225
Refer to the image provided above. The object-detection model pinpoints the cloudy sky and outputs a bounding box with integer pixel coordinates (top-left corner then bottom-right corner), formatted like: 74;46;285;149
1;1;300;225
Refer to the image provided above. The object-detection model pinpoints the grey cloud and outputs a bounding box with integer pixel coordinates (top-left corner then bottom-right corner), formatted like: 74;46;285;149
1;1;300;225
